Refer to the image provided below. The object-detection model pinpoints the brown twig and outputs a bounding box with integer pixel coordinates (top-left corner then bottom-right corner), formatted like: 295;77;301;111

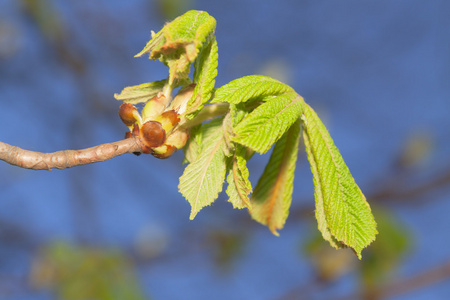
381;260;450;298
333;260;450;300
0;137;141;170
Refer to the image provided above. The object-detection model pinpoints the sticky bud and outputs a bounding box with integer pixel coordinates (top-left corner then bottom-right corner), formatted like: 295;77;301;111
168;84;196;115
154;110;180;134
161;110;180;126
118;103;139;127
142;94;166;123
140;121;166;150
151;128;189;159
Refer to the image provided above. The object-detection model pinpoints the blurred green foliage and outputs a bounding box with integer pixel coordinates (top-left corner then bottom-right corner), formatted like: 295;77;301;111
304;207;411;288
30;241;148;300
156;0;193;20
361;209;411;289
208;230;246;271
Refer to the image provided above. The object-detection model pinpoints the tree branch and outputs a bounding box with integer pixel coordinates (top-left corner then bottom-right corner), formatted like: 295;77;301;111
0;137;142;170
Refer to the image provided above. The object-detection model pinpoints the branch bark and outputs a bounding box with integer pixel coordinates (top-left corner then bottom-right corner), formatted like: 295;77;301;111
0;137;142;170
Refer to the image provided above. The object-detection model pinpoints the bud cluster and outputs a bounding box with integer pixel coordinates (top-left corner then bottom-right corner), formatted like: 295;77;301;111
118;85;195;158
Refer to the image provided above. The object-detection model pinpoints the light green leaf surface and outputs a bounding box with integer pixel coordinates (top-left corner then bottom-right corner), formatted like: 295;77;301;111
250;120;301;235
226;145;252;209
182;124;203;164
179;118;228;219
302;104;377;259
186;38;218;117
114;80;166;104
232;92;303;153
135;10;216;85
211;75;293;104
135;10;215;60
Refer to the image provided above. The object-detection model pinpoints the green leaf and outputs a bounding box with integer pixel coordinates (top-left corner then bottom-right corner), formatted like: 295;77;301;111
250;120;301;235
232;92;303;153
179;118;228;219
136;10;215;60
185;37;218;117
114;80;166;104
302;103;377;259
226;145;252;209
182;124;203;164
135;10;216;85
211;75;293;104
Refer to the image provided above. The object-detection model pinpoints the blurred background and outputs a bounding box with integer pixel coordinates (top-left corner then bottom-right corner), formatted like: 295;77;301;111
1;0;449;299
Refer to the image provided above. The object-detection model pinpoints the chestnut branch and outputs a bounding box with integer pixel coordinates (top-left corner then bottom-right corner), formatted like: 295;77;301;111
0;137;141;171
0;103;230;171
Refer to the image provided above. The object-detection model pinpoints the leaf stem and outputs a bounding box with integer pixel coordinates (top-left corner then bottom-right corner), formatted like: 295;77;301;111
162;76;175;103
182;103;230;129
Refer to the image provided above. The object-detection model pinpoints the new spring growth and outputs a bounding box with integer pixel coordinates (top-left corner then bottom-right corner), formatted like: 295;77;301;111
118;85;195;158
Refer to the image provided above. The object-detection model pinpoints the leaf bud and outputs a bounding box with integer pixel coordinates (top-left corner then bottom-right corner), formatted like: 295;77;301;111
166;128;189;150
151;128;189;159
154;110;180;134
140;121;166;151
142;94;166;123
118;103;140;127
168;83;196;115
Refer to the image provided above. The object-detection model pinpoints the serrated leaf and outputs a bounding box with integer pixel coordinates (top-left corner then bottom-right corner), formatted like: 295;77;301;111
185;37;218;118
114;80;166;104
135;10;216;85
232;92;303;154
250;120;301;235
302;103;377;259
179;118;228;219
226;145;252;209
135;10;215;60
211;75;293;104
182;124;202;164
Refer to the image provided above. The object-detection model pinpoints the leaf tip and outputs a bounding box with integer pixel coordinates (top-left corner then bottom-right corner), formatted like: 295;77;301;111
270;229;280;237
134;52;145;58
355;250;363;260
189;210;198;220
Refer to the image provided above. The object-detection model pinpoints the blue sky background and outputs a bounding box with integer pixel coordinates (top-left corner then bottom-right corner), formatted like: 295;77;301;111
1;0;450;299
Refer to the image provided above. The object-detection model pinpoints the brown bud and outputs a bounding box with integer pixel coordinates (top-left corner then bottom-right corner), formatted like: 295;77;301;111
140;121;166;149
155;110;180;134
160;110;180;126
124;131;132;139
119;103;139;127
151;128;189;159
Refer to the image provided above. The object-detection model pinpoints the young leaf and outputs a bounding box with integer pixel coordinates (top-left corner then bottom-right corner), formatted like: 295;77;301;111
225;145;252;209
179;118;228;219
114;80;166;104
136;10;215;60
302;103;377;259
211;75;293;104
232;92;303;154
135;10;216;85
182;124;203;164
250;120;301;235
185;38;218;118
